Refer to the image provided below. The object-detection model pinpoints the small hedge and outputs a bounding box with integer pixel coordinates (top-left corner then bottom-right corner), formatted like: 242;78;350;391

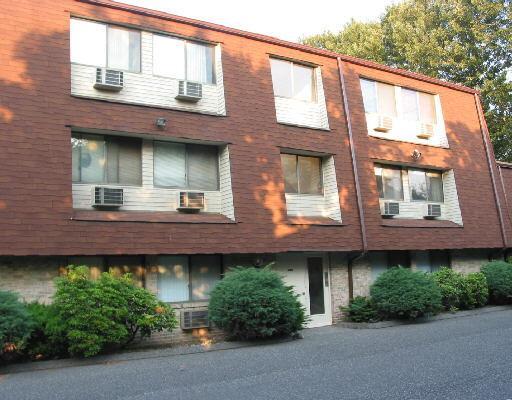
208;267;306;340
342;296;380;323
0;291;32;362
370;267;443;319
432;268;488;310
53;266;178;357
481;261;512;304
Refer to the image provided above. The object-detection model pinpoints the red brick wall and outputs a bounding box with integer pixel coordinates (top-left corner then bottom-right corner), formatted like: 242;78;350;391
0;0;507;256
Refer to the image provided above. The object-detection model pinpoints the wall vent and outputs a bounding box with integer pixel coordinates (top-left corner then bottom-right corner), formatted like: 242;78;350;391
92;187;124;207
181;310;209;330
176;81;202;102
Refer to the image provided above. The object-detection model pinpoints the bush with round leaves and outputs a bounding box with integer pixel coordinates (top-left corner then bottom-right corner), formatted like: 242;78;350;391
459;272;488;309
53;266;178;357
0;291;32;362
432;268;488;310
481;261;512;304
208;267;306;340
370;267;443;319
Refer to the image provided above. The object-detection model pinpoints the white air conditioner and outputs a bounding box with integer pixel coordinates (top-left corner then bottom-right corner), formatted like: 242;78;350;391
425;203;441;219
175;81;202;102
94;68;124;91
374;115;393;132
382;201;400;218
181;310;209;330
177;192;205;213
417;123;434;139
92;187;124;208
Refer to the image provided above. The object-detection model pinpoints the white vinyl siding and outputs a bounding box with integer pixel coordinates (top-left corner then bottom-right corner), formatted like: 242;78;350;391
284;156;341;221
72;139;235;219
377;168;462;225
71;31;226;116
271;61;329;130
361;79;448;147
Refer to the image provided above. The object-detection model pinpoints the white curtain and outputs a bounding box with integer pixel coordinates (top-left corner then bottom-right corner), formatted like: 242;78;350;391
107;27;140;72
70;19;106;67
153;35;185;79
186;42;213;83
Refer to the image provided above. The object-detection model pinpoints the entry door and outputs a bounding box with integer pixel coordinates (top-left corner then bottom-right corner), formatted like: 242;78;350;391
274;254;332;328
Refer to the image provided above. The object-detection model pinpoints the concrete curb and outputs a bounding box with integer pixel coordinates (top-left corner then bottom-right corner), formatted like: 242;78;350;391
336;305;512;329
0;336;296;375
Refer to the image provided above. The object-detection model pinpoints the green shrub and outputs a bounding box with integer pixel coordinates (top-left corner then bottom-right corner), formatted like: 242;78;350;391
432;268;465;310
0;291;32;361
342;296;380;323
459;272;488;309
208;267;306;340
432;268;488;310
53;266;178;357
481;261;512;304
24;303;68;360
370;267;443;319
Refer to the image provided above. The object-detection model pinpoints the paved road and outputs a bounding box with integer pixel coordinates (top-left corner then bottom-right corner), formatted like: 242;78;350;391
1;309;512;400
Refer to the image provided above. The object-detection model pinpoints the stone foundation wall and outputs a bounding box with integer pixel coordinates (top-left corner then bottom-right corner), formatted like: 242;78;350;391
451;249;491;274
352;256;372;298
329;253;349;322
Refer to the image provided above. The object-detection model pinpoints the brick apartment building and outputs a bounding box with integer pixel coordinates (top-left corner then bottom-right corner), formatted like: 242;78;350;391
1;0;511;335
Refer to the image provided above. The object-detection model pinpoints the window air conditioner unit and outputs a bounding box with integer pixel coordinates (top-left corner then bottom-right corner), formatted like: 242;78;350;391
92;187;124;208
425;203;442;219
382;201;400;218
175;81;202;102
177;192;205;213
417;123;434;139
374;115;393;132
94;68;124;91
181;310;209;330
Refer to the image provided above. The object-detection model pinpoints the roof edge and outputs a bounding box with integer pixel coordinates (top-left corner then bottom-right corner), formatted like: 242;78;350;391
76;0;479;95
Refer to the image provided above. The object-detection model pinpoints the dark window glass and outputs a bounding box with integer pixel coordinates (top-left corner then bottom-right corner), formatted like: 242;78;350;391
387;251;410;268
307;257;325;315
430;251;450;272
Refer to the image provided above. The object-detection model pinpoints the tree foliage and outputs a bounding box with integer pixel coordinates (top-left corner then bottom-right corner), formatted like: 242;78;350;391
302;0;512;160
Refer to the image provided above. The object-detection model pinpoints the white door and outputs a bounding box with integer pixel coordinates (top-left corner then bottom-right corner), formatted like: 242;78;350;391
274;253;332;328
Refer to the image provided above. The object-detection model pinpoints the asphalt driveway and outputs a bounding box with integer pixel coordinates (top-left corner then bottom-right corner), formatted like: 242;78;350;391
1;308;512;400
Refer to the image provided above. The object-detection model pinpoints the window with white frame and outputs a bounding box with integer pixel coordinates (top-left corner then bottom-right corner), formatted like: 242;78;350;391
270;59;316;102
374;164;403;201
153;142;219;190
281;154;323;195
71;134;142;185
156;255;221;302
408;169;444;202
70;18;141;72
360;79;397;117
153;35;215;84
360;78;437;124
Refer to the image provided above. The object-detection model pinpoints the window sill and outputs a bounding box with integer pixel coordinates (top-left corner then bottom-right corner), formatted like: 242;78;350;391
368;133;449;149
381;218;462;228
71;210;235;224
277;121;330;132
287;216;344;226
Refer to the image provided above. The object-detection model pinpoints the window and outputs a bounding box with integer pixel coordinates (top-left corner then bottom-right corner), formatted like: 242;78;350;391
429;250;450;272
153;142;219;190
387;251;410;268
153;35;215;84
374;165;403;201
360;79;396;117
70;19;141;72
281;154;323;195
156;255;221;302
72;134;142;185
270;59;316;102
409;169;444;202
401;88;437;124
67;256;145;287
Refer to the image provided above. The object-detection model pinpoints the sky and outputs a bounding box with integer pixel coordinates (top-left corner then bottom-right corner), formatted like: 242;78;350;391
116;0;399;42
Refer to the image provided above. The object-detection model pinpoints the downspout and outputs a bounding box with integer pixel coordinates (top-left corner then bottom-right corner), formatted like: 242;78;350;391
474;94;509;251
337;58;368;299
